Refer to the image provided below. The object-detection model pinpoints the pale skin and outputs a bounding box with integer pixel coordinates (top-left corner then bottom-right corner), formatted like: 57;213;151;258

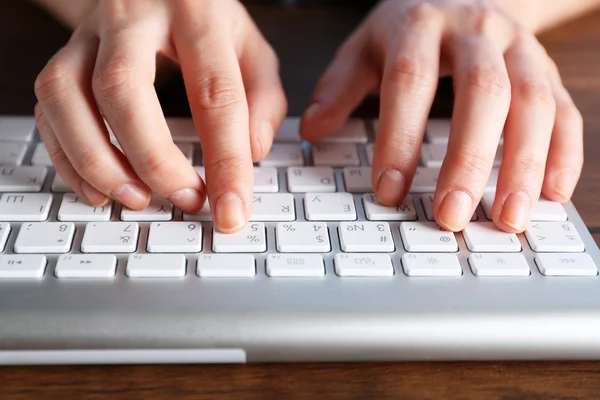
32;0;600;233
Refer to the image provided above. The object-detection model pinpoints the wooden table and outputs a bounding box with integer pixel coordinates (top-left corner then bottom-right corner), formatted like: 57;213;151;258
1;1;599;398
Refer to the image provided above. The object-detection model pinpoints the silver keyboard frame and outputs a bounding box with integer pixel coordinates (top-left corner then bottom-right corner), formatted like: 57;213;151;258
1;128;600;364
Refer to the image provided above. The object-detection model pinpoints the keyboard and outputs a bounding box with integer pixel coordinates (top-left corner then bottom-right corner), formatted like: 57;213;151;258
1;115;599;365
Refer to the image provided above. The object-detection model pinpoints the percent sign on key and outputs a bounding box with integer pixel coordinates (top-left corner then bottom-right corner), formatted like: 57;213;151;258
247;236;260;243
283;224;295;232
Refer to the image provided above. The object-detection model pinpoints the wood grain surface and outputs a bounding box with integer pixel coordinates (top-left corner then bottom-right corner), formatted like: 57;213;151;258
0;1;600;399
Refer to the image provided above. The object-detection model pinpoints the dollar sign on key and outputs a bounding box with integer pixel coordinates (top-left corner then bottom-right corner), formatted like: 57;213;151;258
316;236;324;243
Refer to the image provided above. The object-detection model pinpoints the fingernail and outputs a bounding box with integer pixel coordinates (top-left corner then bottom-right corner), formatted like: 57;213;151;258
80;181;109;207
375;169;405;205
438;190;473;231
500;191;531;231
215;192;246;233
554;171;574;201
111;183;151;209
168;188;206;214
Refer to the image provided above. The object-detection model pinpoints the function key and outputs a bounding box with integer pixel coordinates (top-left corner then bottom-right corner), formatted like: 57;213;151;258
535;253;597;276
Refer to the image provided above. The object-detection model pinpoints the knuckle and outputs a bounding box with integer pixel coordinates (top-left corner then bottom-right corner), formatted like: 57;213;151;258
133;149;173;180
515;154;546;178
514;80;555;108
92;56;140;101
404;3;442;24
205;153;244;178
556;100;583;127
452;147;494;177
71;149;109;179
387;54;435;88
34;59;73;103
45;142;70;168
194;72;245;113
464;66;510;98
463;4;498;36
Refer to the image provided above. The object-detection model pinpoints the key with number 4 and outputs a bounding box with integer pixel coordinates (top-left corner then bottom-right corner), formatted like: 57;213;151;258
276;222;330;252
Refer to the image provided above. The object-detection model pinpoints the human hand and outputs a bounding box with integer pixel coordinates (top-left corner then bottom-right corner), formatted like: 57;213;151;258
34;0;286;233
301;0;583;233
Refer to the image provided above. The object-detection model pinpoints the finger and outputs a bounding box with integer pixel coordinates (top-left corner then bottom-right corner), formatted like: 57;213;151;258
35;102;109;206
174;11;253;233
300;33;378;142
239;28;288;162
93;24;207;214
433;35;511;231
541;60;583;202
33;29;151;210
490;36;556;232
373;6;444;205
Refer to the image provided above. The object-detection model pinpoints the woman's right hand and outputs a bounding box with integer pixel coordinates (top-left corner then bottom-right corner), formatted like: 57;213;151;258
34;0;287;233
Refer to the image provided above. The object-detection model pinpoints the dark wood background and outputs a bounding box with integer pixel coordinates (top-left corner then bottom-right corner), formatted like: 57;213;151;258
0;1;599;398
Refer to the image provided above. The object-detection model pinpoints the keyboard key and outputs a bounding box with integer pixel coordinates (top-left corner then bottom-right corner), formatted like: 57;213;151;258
525;222;585;252
287;167;336;192
212;222;266;253
276;222;330;252
259;143;304;167
55;254;117;278
304;193;356;221
274;117;302;142
0;193;53;221
58;193;113;222
410;168;440;192
250;193;295;221
469;253;530;276
363;193;417;221
147;222;202;253
321;119;368;143
482;193;568;221
402;253;462;276
463;222;521;252
166;118;199;142
0;116;35;142
365;143;374;166
425;119;451;144
0;142;27;165
81;222;139;253
312;143;360;167
121;194;173;221
266;254;325;277
14;222;75;253
535;253;598;276
421;143;502;168
0;222;10;251
175;142;194;163
126;254;186;278
0;166;47;192
421;194;476;222
399;222;458;252
343;167;372;193
334;253;394;277
51;173;71;192
0;255;46;279
197;254;256;278
338;222;394;252
254;167;279;192
183;198;212;221
31;143;53;166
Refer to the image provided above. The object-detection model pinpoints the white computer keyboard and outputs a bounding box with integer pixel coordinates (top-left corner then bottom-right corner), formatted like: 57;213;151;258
1;115;599;364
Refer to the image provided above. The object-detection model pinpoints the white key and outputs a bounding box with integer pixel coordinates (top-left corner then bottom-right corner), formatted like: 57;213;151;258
175;142;194;163
338;222;394;252
335;253;394;277
343;167;372;193
535;253;598;276
0;142;27;165
14;222;75;253
126;254;186;278
254;167;279;192
274;117;302;142
0;116;35;142
183;199;212;222
250;193;295;221
410;168;440;192
304;193;356;221
0;255;46;279
0;193;53;221
55;254;117;278
58;193;113;222
147;222;202;253
421;194;477;222
399;222;458;252
259;143;304;167
212;222;266;253
0;222;10;251
425;119;451;144
402;253;462;276
363;193;417;221
121;194;173;221
166;118;199;142
469;253;530;277
482;193;568;222
287;167;336;192
463;222;521;252
31;143;53;166
525;222;585;252
276;222;330;252
51;173;72;192
365;143;374;166
312;143;360;167
266;254;325;277
81;222;139;253
322;119;368;143
197;254;256;278
0;166;47;192
421;143;502;168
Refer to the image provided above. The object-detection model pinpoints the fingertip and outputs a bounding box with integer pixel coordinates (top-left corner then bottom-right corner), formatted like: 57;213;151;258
214;191;247;233
545;170;575;203
435;190;473;232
